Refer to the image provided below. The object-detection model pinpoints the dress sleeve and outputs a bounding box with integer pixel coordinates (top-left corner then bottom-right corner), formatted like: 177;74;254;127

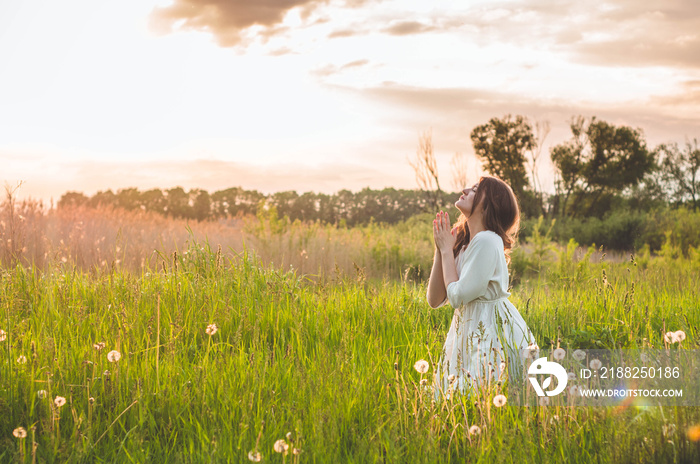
446;234;500;308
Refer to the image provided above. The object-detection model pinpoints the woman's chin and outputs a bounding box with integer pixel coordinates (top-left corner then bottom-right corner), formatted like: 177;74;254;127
455;203;470;216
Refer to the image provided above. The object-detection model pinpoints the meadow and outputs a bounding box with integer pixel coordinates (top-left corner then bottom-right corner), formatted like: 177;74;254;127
1;201;700;463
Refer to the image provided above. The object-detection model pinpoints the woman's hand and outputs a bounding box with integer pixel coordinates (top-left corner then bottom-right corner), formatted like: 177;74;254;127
433;211;456;252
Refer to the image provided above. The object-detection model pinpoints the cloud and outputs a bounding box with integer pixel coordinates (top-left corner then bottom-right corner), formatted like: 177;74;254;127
149;0;326;46
382;21;436;36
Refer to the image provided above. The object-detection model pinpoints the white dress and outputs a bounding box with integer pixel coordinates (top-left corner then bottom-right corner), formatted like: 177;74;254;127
431;230;536;398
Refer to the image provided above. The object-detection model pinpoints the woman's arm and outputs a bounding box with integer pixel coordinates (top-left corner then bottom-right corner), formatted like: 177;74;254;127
445;235;499;308
426;247;447;308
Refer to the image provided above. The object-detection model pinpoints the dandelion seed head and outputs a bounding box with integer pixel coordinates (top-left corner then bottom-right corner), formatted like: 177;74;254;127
247;450;262;462
292;448;302;455
573;349;586;361
674;330;686;342
0;329;6;342
54;396;66;408
17;355;27;364
664;331;678;344
273;439;289;454
93;342;106;351
589;359;602;370
107;350;121;363
493;394;507;407
568;372;576;381
569;386;579;395
206;323;218;336
420;378;428;386
553;348;566;361
413;359;429;374
539;397;550;406
448;374;456;384
469;425;481;435
13;427;27;438
37;390;47;399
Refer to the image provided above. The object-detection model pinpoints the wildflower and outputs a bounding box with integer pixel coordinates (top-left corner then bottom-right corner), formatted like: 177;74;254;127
54;396;66;408
687;425;700;442
292;448;302;455
539;397;550;406
107;350;121;363
420;379;428;386
493;394;507;407
572;349;586;361
589;359;602;370
569;386;579;395
206;323;218;336
247;450;262;462
413;359;429;374
93;342;106;351
37;390;47;399
469;424;481;435
448;374;456;384
285;432;292;440
0;329;6;342
273;439;289;454
553;348;566;361
674;330;686;342
664;332;678;344
13;427;27;438
103;370;111;378
17;355;27;364
567;372;576;381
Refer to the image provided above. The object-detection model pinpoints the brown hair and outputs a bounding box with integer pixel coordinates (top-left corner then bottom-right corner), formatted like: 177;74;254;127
451;176;520;263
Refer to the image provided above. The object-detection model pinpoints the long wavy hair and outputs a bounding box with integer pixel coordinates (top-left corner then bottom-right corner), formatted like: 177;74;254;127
451;176;520;263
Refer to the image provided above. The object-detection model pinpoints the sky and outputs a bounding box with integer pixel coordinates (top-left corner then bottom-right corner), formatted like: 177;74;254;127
2;0;699;203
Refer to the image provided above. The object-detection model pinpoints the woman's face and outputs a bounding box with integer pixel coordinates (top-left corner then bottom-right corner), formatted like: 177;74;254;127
455;182;480;216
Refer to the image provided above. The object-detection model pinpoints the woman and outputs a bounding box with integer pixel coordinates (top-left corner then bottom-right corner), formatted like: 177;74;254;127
427;176;537;398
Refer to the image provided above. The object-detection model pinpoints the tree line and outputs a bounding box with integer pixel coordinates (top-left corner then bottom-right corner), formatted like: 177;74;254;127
59;114;699;224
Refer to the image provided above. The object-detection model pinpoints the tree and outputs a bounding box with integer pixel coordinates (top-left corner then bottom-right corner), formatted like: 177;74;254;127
470;115;534;198
656;138;700;210
408;129;443;212
58;191;88;208
551;116;655;217
191;189;211;221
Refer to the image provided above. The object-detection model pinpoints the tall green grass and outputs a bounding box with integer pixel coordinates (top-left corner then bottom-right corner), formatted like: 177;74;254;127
1;236;699;463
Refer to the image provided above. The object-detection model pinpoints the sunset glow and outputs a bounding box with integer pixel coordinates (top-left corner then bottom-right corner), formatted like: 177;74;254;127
2;0;699;201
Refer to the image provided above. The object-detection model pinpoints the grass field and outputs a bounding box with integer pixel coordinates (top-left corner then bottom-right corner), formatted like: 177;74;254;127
2;223;700;463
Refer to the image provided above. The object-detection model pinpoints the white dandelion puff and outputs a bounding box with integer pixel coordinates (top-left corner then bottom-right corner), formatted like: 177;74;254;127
573;349;586;361
664;332;678;344
107;350;121;363
448;374;456;384
13;427;27;438
567;372;576;381
469;425;481;435
674;330;686;342
0;329;6;342
569;386;579;395
589;358;602;370
54;396;66;408
17;355;27;364
93;342;106;351
273;439;289;454
539;397;550;406
413;359;429;374
493;394;507;407
553;348;566;361
206;323;218;336
247;450;262;462
37;390;47;399
420;378;428;386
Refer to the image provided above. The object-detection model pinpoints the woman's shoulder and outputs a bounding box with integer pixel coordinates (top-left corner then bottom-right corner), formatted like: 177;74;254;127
470;230;503;248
